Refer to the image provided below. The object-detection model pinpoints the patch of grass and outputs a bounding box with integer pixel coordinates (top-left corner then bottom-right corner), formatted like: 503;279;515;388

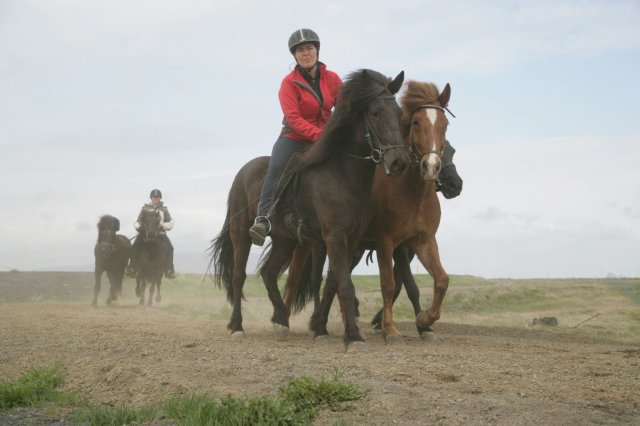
74;370;364;425
163;394;305;426
74;404;157;426
278;370;366;415
0;365;67;410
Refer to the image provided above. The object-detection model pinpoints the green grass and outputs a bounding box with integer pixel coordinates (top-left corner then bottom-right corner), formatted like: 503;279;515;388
74;370;363;426
0;365;364;426
0;365;71;410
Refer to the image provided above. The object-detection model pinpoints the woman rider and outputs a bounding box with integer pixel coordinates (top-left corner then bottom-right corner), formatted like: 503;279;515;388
249;28;343;246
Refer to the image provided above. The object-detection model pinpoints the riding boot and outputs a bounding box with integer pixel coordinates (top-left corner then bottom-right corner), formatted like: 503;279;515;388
249;216;271;246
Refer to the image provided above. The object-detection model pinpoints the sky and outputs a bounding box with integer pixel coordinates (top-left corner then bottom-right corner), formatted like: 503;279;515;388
1;0;639;278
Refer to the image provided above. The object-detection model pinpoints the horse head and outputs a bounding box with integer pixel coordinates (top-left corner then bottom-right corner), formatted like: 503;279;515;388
401;81;452;182
361;70;409;176
436;140;463;199
139;208;162;242
305;69;410;176
97;215;120;259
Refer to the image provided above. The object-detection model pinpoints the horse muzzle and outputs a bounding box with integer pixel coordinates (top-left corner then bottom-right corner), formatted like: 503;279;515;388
421;154;442;182
382;147;410;176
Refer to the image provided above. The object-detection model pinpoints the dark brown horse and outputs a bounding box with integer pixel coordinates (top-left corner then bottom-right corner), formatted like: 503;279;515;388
134;208;168;306
285;138;463;337
283;80;454;343
92;215;131;307
209;69;410;350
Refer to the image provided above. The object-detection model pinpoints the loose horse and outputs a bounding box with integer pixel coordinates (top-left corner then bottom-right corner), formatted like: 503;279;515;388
209;69;410;350
285;139;463;335
92;215;131;307
134;208;168;306
284;80;454;342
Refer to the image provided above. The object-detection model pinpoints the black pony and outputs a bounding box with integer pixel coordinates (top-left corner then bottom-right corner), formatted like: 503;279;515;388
134;208;168;306
93;215;131;307
210;69;410;350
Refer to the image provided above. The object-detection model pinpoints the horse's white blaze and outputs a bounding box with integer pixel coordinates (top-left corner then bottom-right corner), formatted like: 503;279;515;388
427;153;441;180
426;108;438;126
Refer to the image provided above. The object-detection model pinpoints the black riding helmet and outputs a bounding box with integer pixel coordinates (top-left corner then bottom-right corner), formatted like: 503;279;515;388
288;28;320;54
150;189;162;199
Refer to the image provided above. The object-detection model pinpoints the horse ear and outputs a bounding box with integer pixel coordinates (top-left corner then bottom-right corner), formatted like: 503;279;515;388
439;83;451;107
115;218;120;231
388;71;405;95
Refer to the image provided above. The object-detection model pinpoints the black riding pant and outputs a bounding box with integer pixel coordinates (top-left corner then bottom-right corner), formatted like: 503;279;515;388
257;136;310;218
130;234;174;270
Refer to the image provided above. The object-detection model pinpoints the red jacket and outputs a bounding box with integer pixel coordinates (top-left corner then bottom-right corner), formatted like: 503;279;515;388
279;63;342;142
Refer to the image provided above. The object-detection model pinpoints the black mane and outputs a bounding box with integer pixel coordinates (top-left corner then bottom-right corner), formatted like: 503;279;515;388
301;69;392;166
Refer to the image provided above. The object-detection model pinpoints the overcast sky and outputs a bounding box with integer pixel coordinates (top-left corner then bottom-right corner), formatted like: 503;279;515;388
1;0;639;278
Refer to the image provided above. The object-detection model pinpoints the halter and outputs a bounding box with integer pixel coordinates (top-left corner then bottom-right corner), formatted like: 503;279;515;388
344;94;405;164
408;104;454;166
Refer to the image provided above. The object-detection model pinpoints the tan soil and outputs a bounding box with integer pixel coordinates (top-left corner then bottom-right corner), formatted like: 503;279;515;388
0;272;639;425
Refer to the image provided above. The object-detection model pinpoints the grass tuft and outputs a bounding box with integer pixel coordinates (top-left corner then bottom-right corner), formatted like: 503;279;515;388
0;365;65;410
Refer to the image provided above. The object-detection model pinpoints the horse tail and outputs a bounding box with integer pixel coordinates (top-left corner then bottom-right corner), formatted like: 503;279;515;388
206;209;235;303
289;254;315;314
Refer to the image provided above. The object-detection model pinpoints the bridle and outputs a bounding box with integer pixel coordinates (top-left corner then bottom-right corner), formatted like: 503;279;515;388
408;104;455;167
344;94;406;164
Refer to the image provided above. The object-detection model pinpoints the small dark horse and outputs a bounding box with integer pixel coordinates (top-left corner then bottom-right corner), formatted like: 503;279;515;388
209;69;410;350
93;215;131;307
134;209;167;307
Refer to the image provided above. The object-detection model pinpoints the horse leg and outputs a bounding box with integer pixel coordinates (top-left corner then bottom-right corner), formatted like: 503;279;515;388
138;278;146;305
147;280;155;307
92;266;102;307
325;237;363;349
155;279;162;303
376;240;403;343
260;238;297;338
310;243;327;315
106;270;116;305
309;270;337;340
228;237;252;336
411;237;449;331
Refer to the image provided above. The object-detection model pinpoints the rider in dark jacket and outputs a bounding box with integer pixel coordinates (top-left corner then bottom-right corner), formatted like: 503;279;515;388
126;189;176;279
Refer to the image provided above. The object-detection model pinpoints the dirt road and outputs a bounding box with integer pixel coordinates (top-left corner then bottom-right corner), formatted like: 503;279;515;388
1;272;638;425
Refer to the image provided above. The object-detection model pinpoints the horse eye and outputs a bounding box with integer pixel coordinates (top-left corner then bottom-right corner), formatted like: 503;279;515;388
412;120;419;126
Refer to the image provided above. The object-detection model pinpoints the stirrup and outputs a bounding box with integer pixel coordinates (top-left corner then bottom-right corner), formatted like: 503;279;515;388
249;217;271;246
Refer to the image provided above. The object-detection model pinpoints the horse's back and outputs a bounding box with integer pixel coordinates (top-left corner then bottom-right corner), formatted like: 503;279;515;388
228;156;269;222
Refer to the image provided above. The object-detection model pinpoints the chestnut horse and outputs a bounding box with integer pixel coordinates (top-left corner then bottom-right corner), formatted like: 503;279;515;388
283;138;462;331
282;80;454;343
209;69;410;350
92;215;131;307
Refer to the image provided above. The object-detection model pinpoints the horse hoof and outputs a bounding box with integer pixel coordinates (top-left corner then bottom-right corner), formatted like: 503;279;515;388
420;331;437;342
273;324;290;341
385;335;405;345
155;296;161;303
91;300;97;308
313;335;330;344
346;341;366;353
416;310;437;328
230;331;245;340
